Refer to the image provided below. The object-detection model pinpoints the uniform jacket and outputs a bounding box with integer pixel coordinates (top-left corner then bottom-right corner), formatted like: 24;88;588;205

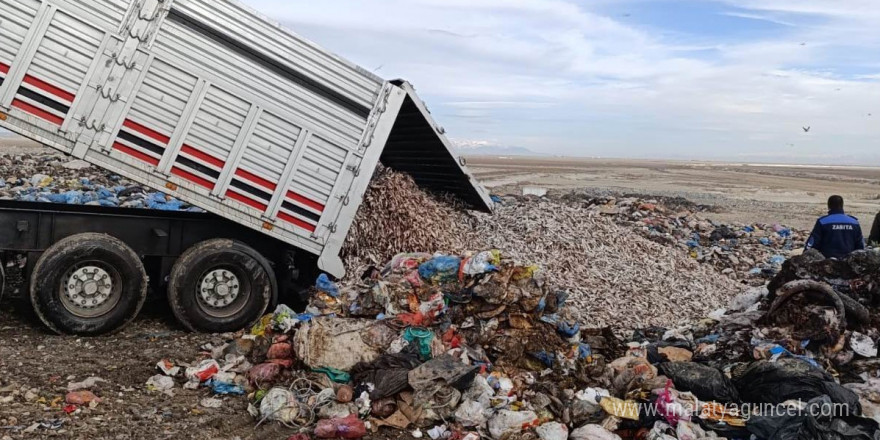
806;209;864;259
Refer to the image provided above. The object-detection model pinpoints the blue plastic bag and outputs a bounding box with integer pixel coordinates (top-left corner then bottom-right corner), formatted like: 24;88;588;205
557;321;581;338
577;343;592;360
531;351;555;367
97;187;114;199
418;256;462;283
316;274;339;297
45;191;82;205
206;379;245;396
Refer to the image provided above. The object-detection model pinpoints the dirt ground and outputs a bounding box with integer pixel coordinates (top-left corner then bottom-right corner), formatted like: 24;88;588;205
468;156;880;231
0;141;878;439
0;299;303;440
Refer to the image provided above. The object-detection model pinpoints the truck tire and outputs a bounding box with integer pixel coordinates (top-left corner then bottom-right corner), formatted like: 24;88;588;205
30;233;148;335
168;239;275;333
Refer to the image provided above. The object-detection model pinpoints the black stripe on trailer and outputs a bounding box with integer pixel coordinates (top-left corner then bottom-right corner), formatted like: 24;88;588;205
176;155;221;179
229;179;272;202
0;77;4;87
16;86;70;114
118;131;166;156
166;8;372;119
281;201;321;223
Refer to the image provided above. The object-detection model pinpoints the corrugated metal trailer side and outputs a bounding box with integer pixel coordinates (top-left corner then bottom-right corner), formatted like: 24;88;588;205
0;0;492;334
0;0;491;280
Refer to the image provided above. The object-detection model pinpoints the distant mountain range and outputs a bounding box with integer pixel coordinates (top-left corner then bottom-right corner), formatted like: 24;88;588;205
452;140;541;156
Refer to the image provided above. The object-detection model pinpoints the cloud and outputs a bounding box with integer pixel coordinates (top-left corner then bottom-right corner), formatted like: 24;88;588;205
720;12;796;27
239;0;880;164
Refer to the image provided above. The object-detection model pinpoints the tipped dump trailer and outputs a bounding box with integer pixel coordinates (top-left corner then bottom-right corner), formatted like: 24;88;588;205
0;0;491;334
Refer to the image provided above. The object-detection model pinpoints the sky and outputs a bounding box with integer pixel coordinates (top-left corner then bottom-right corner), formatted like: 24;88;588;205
235;0;880;164
2;0;877;164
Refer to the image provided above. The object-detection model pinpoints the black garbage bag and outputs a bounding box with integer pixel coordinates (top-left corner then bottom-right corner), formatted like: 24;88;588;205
350;351;422;400
734;358;861;411
658;362;740;403
747;396;880;440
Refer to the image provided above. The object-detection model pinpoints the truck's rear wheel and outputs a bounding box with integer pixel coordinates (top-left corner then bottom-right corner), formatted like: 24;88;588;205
168;239;274;333
30;233;148;335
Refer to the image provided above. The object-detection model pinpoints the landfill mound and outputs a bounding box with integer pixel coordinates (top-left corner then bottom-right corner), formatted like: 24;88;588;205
344;169;743;328
557;193;807;283
143;249;880;440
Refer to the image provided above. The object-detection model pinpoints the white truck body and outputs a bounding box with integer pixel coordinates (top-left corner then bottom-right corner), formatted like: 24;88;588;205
0;0;492;277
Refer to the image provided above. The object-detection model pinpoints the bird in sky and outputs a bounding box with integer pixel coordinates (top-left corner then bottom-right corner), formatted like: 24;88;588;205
803;126;811;133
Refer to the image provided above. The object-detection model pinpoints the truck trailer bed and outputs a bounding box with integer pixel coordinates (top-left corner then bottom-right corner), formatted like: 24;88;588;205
0;0;491;278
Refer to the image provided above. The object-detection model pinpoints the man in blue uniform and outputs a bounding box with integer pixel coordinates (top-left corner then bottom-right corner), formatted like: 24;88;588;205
805;195;864;259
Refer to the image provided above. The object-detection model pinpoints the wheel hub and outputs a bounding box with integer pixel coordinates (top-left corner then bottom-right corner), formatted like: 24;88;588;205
65;266;113;310
199;269;240;308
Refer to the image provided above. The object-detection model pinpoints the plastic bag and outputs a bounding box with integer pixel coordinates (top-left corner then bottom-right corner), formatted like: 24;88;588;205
312;367;351;384
259;388;301;424
747;396;879;440
404;328;434;361
535;422;568;440
487;410;538;440
418;256;462;283
351;352;422;400
569;424;622;440
659;362;740;403
207;379;245;396
185;359;220;383
316;274;339;297
734;358;861;408
315;414;367;439
462;250;501;276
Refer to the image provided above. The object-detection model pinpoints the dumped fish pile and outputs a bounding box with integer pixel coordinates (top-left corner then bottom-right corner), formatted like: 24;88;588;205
0;152;201;211
155;249;880;440
344;170;742;328
561;194;808;282
469;201;742;328
341;166;475;272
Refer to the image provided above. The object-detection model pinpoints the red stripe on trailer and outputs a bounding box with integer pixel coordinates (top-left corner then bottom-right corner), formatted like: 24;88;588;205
226;190;268;211
172;167;214;189
0;62;9;75
278;212;317;233
181;145;224;168
21;74;75;103
286;191;325;212
235;168;276;191
113;142;160;166
123;119;171;145
11;99;63;125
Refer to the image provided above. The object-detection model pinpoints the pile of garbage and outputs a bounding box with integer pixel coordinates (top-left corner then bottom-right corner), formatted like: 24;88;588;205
558;194;808;283
0;152;201;211
155;250;880;439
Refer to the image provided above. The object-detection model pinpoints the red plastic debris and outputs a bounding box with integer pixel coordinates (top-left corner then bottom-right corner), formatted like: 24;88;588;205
267;342;293;360
315;414;366;439
65;391;100;405
248;363;281;384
